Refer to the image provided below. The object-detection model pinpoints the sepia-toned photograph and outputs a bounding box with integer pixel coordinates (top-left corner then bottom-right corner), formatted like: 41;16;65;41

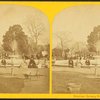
52;5;100;94
0;4;50;93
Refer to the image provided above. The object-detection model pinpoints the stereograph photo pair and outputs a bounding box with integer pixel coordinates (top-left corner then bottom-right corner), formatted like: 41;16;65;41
0;4;99;95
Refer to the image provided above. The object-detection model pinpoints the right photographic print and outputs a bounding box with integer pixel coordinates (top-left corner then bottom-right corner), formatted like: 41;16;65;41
52;5;100;94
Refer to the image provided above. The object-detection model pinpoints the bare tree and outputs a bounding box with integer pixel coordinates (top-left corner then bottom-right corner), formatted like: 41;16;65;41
27;18;45;52
56;31;71;58
70;41;88;56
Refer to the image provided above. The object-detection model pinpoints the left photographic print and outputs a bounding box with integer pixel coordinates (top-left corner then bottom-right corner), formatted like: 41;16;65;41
0;4;50;93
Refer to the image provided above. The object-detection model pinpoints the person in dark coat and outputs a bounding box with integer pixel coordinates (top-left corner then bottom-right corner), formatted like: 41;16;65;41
28;55;37;68
85;58;90;66
36;53;40;60
1;58;6;67
68;58;74;68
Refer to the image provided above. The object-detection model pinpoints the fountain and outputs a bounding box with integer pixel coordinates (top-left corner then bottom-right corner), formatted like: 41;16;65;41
11;32;18;55
9;32;22;67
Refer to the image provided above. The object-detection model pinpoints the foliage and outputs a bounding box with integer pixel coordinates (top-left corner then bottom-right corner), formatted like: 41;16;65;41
87;25;100;52
2;24;29;55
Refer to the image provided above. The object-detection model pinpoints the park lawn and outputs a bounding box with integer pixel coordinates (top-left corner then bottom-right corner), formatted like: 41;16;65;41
0;68;49;93
52;71;100;94
0;77;24;93
21;68;49;93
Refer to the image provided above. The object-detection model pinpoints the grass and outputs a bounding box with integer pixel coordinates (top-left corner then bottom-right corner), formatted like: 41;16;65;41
21;68;49;93
53;71;100;94
0;68;49;93
0;77;24;93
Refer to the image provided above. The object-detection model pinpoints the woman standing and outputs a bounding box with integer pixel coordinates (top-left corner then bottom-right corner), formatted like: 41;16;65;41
28;55;37;68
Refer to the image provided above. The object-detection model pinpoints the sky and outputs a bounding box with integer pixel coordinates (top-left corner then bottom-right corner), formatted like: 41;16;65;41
53;5;100;48
0;4;49;45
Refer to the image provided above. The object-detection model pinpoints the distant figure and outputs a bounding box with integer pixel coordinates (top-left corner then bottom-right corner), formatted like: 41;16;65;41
42;50;48;59
68;58;74;68
28;55;37;68
22;54;29;60
20;59;28;68
85;59;90;66
36;53;41;61
42;58;48;68
80;56;82;60
1;58;6;67
75;59;82;68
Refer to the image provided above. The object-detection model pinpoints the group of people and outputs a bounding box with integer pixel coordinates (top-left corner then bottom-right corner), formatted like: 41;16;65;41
68;57;90;68
23;54;48;68
0;54;48;68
